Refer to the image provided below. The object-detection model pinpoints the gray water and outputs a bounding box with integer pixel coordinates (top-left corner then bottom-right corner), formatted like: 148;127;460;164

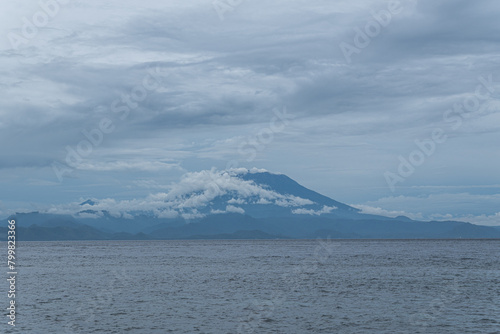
2;239;499;333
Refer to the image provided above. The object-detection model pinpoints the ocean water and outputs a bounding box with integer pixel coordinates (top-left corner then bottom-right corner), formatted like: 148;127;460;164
2;239;499;333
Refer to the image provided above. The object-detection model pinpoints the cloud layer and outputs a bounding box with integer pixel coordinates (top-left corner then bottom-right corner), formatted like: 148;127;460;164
39;168;317;219
1;0;499;224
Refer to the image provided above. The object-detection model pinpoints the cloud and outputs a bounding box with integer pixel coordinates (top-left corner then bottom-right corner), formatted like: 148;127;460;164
212;205;245;215
292;205;337;216
165;168;311;209
1;0;499;224
36;168;314;219
227;198;246;204
351;204;423;220
362;193;500;218
354;192;500;225
226;205;245;214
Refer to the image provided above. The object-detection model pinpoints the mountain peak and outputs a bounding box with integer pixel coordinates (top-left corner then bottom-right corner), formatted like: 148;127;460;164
7;168;499;240
80;199;97;206
48;168;359;220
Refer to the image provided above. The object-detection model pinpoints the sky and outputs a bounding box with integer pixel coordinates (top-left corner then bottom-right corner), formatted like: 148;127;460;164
1;0;499;225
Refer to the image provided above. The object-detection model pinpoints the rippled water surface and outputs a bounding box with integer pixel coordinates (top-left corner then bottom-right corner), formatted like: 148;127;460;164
3;239;500;333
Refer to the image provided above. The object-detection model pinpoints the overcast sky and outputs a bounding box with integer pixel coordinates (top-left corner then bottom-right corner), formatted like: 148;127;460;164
1;0;499;225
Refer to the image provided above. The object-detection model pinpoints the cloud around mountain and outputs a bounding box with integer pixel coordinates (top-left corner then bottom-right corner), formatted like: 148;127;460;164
6;168;498;227
6;168;500;240
45;168;324;220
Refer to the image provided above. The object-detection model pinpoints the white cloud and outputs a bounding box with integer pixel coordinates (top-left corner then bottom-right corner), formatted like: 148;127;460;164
362;193;500;219
292;205;337;216
352;197;500;226
256;198;272;205
350;204;423;220
156;209;179;219
227;198;246;204
181;210;205;220
37;168;315;219
274;196;314;207
226;205;245;214
166;168;312;209
212;205;245;215
432;212;500;227
122;212;134;219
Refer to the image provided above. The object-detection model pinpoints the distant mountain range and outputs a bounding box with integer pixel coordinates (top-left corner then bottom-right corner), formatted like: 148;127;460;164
3;168;500;240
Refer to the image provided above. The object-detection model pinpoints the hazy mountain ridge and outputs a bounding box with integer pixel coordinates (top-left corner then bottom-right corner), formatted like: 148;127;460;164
3;169;500;240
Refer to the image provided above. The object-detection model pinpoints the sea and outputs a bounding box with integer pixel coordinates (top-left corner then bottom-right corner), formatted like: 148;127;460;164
2;239;499;333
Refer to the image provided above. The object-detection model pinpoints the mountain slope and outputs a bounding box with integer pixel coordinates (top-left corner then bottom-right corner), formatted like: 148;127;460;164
3;168;499;240
240;172;358;212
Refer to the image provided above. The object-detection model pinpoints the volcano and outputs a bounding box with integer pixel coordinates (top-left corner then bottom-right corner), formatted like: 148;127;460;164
5;168;500;240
